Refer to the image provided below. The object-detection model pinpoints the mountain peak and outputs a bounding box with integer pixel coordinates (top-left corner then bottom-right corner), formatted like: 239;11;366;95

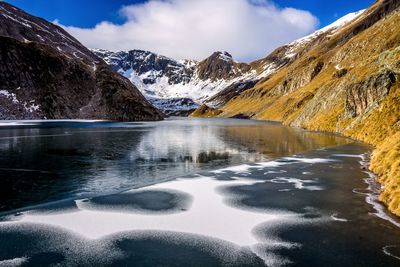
196;51;247;81
209;51;233;62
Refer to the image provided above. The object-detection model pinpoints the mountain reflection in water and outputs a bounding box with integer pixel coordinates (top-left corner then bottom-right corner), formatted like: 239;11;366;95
0;118;349;211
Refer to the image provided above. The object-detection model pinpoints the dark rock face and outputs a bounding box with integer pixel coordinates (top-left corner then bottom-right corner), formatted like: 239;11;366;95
276;60;325;96
90;64;164;121
0;36;92;119
0;36;163;121
196;52;250;81
0;2;96;64
0;2;163;121
229;113;253;119
333;69;348;79
345;70;396;118
311;62;324;80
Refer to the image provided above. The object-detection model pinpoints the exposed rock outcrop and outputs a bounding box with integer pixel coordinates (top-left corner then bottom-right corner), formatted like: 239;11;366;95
345;70;396;118
196;52;251;81
276;59;325;95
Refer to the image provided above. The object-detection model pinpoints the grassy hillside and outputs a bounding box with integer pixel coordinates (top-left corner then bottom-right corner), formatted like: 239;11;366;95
192;0;400;216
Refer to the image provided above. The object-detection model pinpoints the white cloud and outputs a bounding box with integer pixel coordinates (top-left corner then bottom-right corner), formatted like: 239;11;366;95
59;0;318;62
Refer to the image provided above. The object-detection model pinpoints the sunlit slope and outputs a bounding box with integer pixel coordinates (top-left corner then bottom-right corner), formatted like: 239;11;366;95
193;0;400;215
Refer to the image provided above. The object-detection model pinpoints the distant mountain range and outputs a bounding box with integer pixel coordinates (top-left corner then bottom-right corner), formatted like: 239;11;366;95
94;10;364;115
92;49;275;115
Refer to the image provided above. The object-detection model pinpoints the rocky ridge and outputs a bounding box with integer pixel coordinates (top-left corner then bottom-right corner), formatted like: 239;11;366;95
0;2;163;121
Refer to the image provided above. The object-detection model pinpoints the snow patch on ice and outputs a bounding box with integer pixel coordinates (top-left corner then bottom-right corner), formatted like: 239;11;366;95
332;154;364;158
17;176;301;245
212;157;335;174
330;213;348;222
270;177;324;191
383;245;400;261
0;257;28;267
14;173;328;265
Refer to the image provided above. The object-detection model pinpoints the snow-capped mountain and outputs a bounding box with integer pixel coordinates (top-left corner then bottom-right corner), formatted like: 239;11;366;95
282;9;366;60
93;49;278;114
94;10;365;115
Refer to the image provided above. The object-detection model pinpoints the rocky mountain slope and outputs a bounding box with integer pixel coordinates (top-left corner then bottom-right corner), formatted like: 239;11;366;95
192;0;400;217
95;10;366;115
0;2;163;121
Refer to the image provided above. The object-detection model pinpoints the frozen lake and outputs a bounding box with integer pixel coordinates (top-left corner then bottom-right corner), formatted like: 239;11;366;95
0;118;399;266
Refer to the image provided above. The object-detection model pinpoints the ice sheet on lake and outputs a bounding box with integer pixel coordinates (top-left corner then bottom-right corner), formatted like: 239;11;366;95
16;176;300;246
0;155;343;264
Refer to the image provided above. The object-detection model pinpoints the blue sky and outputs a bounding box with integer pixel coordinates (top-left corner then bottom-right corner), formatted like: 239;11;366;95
4;0;376;61
5;0;375;28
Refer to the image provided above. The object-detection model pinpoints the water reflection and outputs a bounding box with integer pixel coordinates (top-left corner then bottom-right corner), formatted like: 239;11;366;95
0;118;349;212
196;151;230;163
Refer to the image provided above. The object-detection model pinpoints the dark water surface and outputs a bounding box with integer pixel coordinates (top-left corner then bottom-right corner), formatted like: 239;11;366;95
0;118;399;266
0;118;347;212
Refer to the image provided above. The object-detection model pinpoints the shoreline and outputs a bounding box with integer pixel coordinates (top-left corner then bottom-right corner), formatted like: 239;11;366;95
192;114;400;219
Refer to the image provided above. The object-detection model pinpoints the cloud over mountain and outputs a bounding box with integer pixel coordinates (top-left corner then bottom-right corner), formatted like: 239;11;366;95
59;0;318;61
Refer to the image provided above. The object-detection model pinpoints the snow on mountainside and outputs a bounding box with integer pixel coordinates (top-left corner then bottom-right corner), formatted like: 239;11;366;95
93;10;365;115
284;9;366;59
93;49;277;114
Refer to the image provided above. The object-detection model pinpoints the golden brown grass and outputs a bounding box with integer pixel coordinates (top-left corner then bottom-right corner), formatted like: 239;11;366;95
371;133;400;216
190;104;223;117
193;6;400;216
